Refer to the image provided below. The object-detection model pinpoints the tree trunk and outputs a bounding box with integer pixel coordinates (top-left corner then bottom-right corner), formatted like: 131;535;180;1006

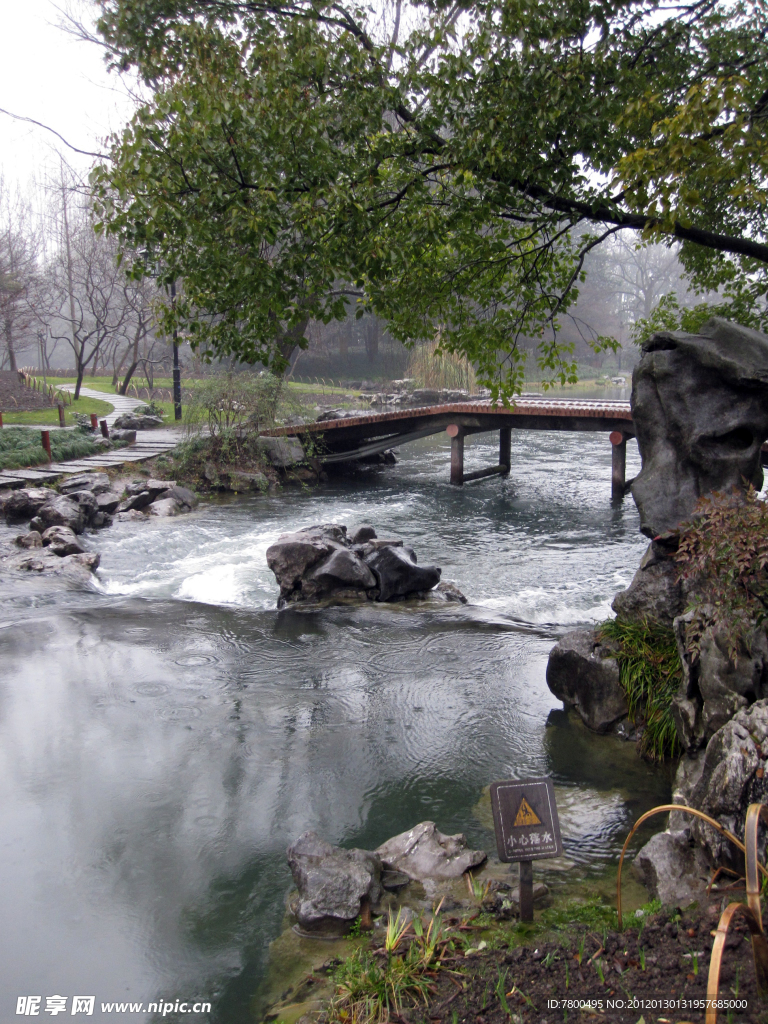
4;324;17;372
74;364;85;401
365;319;379;363
120;360;139;395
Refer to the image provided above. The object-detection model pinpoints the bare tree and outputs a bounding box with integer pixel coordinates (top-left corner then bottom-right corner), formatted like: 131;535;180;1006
0;177;39;372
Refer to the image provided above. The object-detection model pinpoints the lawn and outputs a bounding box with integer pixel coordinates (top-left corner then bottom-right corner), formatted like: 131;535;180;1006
0;426;112;470
3;395;114;426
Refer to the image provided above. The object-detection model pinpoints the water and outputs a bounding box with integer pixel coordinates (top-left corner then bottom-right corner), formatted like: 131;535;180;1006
0;426;671;1022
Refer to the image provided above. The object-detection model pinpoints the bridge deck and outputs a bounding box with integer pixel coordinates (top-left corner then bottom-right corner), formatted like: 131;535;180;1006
267;398;633;445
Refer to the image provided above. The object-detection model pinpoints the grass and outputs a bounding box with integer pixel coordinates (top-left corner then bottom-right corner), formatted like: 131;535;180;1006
326;908;449;1024
2;395;114;426
0;426;105;470
597;618;683;761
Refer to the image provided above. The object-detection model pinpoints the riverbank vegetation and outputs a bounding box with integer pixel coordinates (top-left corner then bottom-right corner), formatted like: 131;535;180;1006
0;426;105;470
597;620;683;761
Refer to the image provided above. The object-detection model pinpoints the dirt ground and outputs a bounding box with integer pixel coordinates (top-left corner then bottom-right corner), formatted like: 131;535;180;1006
0;371;55;412
412;904;766;1024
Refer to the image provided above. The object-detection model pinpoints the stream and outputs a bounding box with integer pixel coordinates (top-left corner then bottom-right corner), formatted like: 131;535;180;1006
0;409;674;1022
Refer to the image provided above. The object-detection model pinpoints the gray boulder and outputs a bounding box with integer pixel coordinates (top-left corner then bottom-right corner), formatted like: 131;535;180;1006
632;831;712;907
37;495;85;534
113;509;149;523
350;525;377;544
113;413;163;430
14;532;42;549
96;491;122;515
145;478;176;498
147;498;180;517
3;487;55;522
228;471;268;493
157;484;198;510
310;547;377;590
117;491;153;513
631;318;768;537
365;545;441;601
686;700;768;867
110;429;136;442
375;821;486;881
546;627;628;733
612;544;686;626
66;490;99;524
433;581;468;603
59;473;110;495
287;831;382;933
259;435;305;468
42;525;85;556
266;529;338;603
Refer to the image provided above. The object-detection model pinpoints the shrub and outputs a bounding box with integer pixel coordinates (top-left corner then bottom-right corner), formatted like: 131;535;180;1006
675;486;768;662
184;371;296;436
597;619;683;761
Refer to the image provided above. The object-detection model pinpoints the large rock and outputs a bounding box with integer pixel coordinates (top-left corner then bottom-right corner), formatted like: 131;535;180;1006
375;821;486;881
117;491;153;513
631;318;768;537
266;524;444;607
686;700;768;868
113;413;163;430
632;830;712;907
147;498;181;518
310;547;377;590
612;544;686;626
96;491;122;515
365;545;441;601
41;525;85;556
66;490;99;524
59;473;110;495
157;484;198;510
3;487;55;522
37;495;85;534
546;627;628;733
287;831;382;933
266;528;339;603
670;615;768;752
259;435;305;468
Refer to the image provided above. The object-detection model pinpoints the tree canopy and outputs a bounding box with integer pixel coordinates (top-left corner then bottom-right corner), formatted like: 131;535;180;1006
92;0;768;396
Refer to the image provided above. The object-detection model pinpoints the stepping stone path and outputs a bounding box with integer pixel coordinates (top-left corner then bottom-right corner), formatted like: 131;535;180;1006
0;386;183;488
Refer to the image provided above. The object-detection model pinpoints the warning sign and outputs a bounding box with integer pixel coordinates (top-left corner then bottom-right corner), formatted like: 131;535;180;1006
490;777;562;863
513;797;541;827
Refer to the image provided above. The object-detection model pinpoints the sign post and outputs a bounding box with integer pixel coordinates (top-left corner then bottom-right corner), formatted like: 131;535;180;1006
490;777;562;922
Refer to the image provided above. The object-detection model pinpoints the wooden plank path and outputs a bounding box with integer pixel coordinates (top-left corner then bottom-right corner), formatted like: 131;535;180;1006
265;397;636;494
0;386;182;489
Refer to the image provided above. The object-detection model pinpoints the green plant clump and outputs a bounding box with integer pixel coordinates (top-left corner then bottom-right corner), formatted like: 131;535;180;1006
0;427;101;471
597;619;683;761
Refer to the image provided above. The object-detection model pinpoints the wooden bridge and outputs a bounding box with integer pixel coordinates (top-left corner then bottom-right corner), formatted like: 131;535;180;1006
267;397;636;497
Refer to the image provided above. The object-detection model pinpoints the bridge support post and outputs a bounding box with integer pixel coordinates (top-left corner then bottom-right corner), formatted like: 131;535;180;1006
610;430;627;499
447;424;464;485
499;427;511;474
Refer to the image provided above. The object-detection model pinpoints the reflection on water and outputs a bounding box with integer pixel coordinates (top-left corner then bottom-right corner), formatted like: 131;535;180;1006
0;429;669;1022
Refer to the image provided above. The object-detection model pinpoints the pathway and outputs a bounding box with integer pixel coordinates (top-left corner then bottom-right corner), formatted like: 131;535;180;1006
0;386;183;488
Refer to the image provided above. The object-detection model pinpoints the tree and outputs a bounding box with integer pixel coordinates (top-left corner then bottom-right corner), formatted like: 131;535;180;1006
92;0;768;398
0;178;39;372
42;191;131;398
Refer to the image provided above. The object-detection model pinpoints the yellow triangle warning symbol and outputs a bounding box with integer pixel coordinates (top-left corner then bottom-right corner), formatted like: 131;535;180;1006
513;797;541;827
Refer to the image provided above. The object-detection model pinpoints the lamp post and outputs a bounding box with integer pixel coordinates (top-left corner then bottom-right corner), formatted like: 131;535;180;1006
170;280;182;421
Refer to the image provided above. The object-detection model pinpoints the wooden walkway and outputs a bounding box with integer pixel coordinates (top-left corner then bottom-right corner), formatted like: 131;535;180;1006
0;386;182;489
266;397;635;494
